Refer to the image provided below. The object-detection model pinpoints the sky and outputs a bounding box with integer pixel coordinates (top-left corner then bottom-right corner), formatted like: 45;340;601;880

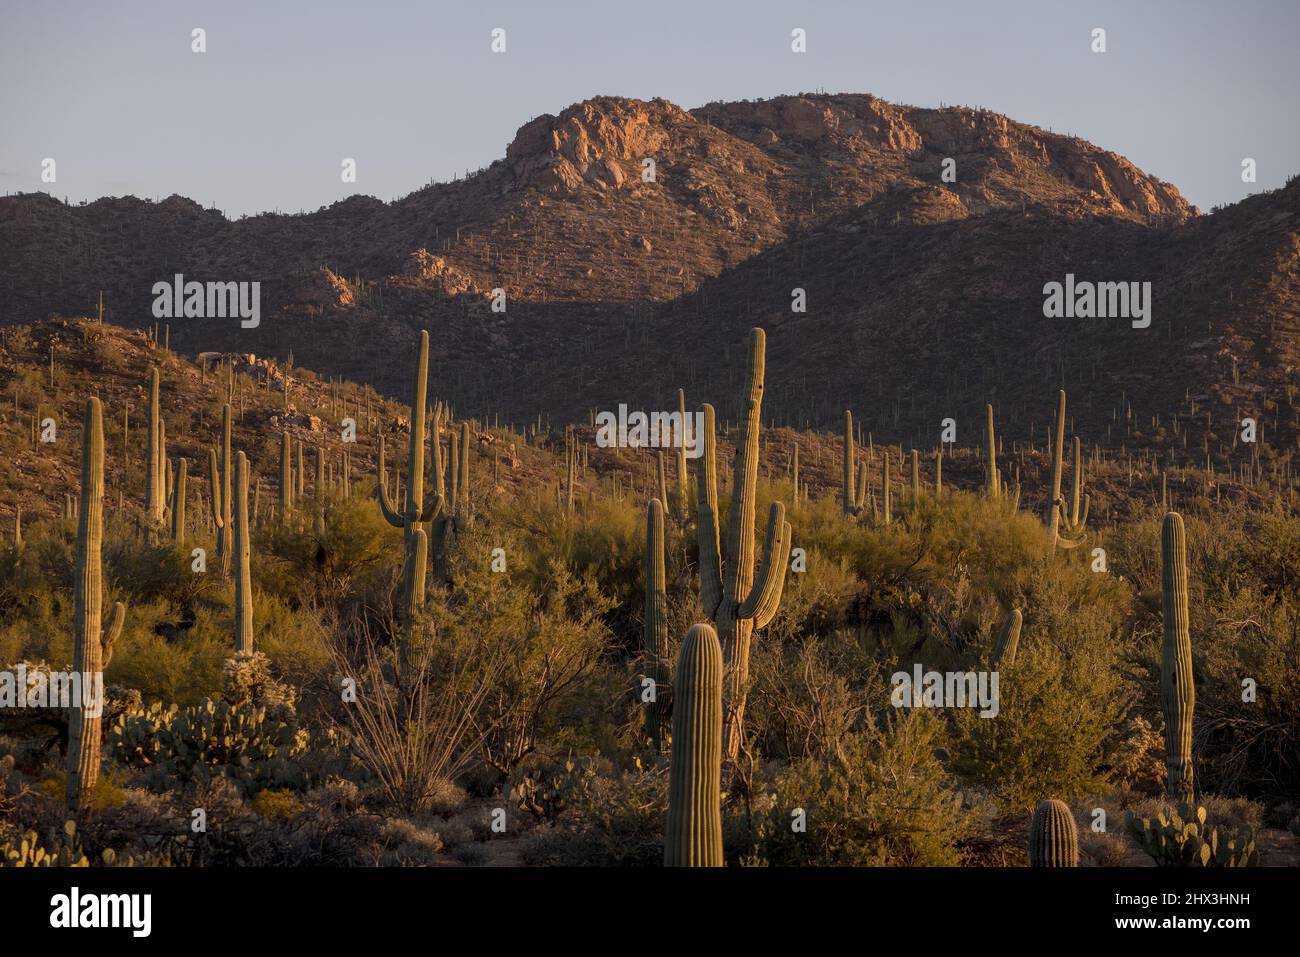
1;0;1296;217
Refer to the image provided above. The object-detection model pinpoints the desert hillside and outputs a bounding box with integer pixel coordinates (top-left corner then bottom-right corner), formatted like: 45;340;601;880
7;92;1293;463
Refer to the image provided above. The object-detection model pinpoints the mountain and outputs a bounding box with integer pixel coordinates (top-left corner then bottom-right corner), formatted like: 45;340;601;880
2;92;1296;466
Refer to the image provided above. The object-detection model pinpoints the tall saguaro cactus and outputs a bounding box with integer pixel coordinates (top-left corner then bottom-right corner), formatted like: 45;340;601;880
985;403;999;498
696;328;792;760
675;387;689;516
279;431;293;517
234;451;254;657
207;404;233;575
170;458;187;543
1028;799;1079;867
643;498;670;750
1046;390;1087;551
67;397;127;812
145;367;165;527
664;622;724;867
377;331;442;620
990;608;1023;667
1161;511;1195;801
842;410;866;515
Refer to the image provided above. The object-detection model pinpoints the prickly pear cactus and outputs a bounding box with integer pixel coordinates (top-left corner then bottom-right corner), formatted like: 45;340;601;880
1125;804;1258;867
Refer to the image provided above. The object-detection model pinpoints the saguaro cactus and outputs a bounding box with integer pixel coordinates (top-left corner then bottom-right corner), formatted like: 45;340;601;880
234;451;254;657
990;608;1023;667
842;410;867;515
881;454;892;525
696;328;792;760
643;498;670;750
279;431;293;516
67;397;127;812
1161;511;1195;801
675;387;689;515
985;403;999;498
170;458;187;542
207;404;233;575
145;367;165;526
1047;390;1087;551
1029;799;1079;867
664;622;724;867
377;331;442;619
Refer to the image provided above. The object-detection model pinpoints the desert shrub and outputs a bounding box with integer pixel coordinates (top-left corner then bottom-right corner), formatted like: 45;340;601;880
255;495;398;606
746;630;880;762
326;616;500;813
759;709;970;866
951;621;1128;810
537;756;667;866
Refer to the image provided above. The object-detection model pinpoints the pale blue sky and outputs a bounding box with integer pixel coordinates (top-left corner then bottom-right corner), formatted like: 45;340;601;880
2;0;1296;216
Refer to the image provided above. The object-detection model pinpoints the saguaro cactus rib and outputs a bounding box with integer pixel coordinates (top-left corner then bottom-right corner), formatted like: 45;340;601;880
664;622;724;867
67;397;127;812
694;328;792;760
1161;511;1195;801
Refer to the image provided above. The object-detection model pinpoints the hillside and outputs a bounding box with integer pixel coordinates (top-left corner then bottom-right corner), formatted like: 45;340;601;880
1;92;1295;468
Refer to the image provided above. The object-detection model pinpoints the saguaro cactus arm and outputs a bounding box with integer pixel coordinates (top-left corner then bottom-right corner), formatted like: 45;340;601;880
737;501;791;626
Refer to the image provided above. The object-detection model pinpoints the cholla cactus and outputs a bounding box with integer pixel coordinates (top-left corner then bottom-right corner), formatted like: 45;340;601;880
67;397;127;813
1160;511;1195;801
1029;798;1079;867
1125;804;1258;867
664;622;723;867
696;328;792;759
